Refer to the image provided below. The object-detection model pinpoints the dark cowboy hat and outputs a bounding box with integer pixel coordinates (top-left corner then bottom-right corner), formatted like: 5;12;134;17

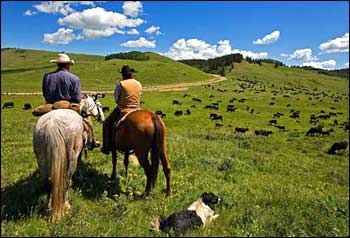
120;65;136;75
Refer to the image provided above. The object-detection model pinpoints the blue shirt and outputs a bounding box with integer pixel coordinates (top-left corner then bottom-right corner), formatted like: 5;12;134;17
42;68;82;104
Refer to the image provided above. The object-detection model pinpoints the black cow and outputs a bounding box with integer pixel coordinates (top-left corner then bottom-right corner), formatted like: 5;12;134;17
235;127;249;133
250;109;255;114
306;125;323;136
174;110;183;116
269;102;275;105
102;106;110;112
227;105;236;112
275;125;285;131
173;100;182;105
255;130;273;136
328;141;348;154
268;119;277;126
185;109;191;115
183;93;191;98
204;105;218;110
156;110;166;118
215;123;223;128
210;113;223;121
23;103;32;110
192;98;202;103
2;102;14;109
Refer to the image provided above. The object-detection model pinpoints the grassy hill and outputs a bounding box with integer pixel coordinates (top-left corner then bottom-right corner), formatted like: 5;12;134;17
1;49;349;236
1;48;210;92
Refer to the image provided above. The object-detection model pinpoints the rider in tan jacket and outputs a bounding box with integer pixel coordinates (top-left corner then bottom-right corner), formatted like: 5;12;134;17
101;65;142;155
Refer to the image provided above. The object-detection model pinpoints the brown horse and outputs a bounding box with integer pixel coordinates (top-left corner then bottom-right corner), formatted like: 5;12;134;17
110;110;171;196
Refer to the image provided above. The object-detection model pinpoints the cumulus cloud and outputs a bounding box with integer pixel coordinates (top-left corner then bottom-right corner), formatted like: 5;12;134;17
24;10;37;16
319;33;349;53
280;48;317;61
253;30;280;45
345;62;349;68
123;1;143;17
120;37;156;48
127;28;139;35
43;28;79;45
145;25;162;35
164;38;268;60
57;7;144;39
33;1;96;15
301;59;336;70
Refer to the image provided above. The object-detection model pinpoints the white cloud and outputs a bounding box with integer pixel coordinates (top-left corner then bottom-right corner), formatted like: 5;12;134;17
345;62;349;68
120;37;156;48
82;27;125;39
34;1;75;15
253;30;280;45
127;28;139;35
24;10;37;16
319;33;349;53
43;28;79;45
145;25;162;35
58;7;144;30
301;59;336;70
280;48;317;61
33;1;96;15
123;1;143;17
164;38;268;60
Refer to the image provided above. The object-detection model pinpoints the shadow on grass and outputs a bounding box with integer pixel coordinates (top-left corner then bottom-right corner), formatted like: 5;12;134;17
72;160;124;200
1;170;47;222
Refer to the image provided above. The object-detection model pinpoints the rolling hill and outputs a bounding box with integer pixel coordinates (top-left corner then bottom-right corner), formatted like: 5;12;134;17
1;48;210;92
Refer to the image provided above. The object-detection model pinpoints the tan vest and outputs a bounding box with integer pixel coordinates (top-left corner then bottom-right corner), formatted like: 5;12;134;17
117;79;142;113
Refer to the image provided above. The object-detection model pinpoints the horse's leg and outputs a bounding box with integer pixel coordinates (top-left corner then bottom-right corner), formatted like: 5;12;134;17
136;149;152;196
111;150;117;180
160;151;172;196
124;151;129;177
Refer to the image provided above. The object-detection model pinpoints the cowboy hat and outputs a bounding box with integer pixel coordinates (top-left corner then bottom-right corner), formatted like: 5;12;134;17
50;53;75;65
120;65;136;75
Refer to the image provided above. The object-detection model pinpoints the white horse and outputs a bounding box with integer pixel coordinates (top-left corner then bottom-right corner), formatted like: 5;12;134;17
33;95;104;221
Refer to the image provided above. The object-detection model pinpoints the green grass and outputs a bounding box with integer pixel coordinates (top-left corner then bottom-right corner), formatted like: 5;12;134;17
1;48;209;92
1;50;349;237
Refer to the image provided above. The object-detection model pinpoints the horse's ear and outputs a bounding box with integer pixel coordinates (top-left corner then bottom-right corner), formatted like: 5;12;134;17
82;94;88;99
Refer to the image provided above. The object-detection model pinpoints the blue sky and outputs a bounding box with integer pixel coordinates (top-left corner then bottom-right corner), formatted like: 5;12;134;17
1;1;349;69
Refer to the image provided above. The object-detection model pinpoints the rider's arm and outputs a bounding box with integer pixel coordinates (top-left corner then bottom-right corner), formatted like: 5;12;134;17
70;77;82;103
114;83;122;104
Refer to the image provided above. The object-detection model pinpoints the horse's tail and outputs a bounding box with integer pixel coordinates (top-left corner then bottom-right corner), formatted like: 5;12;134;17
150;115;164;188
46;120;67;221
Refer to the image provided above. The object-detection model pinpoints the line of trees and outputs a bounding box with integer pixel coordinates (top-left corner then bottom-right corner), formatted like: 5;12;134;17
105;51;150;61
179;53;244;76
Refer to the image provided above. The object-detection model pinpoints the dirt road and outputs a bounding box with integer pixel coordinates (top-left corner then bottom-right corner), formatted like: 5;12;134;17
1;74;226;95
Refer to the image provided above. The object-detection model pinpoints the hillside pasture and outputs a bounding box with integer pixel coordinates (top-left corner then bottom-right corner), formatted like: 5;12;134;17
1;65;349;236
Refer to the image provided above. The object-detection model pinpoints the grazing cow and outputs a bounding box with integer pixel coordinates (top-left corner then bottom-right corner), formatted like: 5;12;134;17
192;98;202;102
286;104;291;107
275;125;285;131
155;110;166;118
250;109;254;114
209;94;215;98
328;141;348;154
215;123;223;128
255;130;273;136
268;119;277;126
204;105;218;110
173;100;182;105
320;110;325;113
229;98;237;103
190;105;197;108
2;102;14;109
246;106;250;111
269;102;275;105
290;111;300;119
174;110;183;116
210;113;223;121
319;114;330;120
273;112;284;118
329;112;337;117
183;93;191;98
23;103;32;110
227;105;236;112
235;127;249;133
185;109;191;115
102;106;110;112
306;125;323;136
238;98;247;103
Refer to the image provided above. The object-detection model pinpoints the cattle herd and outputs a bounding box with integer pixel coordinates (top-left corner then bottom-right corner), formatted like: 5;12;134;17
2;78;349;155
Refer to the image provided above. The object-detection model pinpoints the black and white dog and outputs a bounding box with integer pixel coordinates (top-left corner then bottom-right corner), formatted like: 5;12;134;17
150;192;222;234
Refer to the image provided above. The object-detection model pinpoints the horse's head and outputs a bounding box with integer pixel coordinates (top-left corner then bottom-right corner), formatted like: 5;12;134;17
84;95;105;123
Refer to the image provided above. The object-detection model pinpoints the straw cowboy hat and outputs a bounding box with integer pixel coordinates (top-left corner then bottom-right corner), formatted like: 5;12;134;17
50;53;75;65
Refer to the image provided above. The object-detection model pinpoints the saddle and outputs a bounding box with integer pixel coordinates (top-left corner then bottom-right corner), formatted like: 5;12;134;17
32;100;83;117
